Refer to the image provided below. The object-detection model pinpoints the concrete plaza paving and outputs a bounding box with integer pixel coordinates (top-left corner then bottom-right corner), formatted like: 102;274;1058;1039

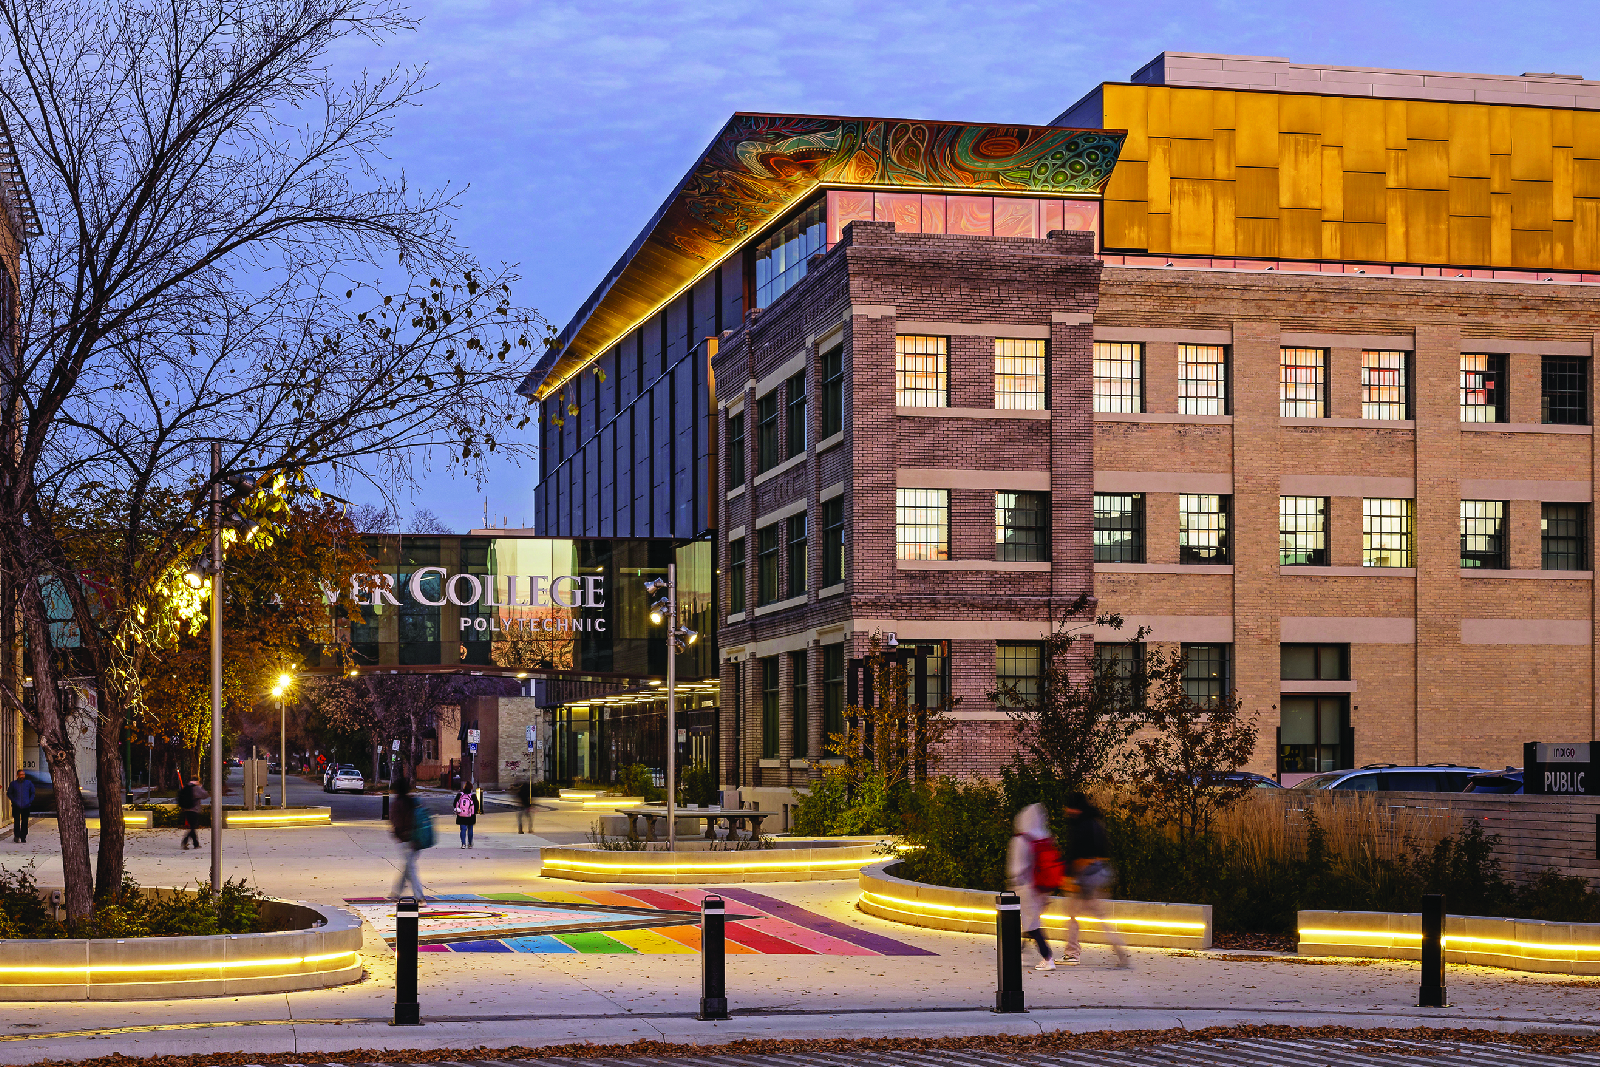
0;781;1596;1061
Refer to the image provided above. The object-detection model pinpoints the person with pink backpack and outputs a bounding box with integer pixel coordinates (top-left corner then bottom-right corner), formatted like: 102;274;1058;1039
454;785;478;847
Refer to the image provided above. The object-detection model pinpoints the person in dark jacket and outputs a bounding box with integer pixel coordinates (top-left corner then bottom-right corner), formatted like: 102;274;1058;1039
454;785;478;847
177;775;206;851
516;777;535;834
7;771;34;843
390;777;426;900
1061;792;1130;967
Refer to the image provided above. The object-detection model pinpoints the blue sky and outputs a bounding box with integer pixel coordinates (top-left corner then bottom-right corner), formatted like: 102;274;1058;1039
344;0;1578;531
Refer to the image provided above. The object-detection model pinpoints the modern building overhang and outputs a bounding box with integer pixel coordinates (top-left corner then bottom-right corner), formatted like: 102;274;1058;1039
521;112;1126;400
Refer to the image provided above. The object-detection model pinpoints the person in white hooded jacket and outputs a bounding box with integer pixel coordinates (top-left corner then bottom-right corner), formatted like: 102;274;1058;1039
1006;802;1061;970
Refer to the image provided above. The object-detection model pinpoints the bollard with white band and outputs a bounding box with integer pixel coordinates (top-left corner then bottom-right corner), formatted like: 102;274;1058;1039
393;896;422;1025
698;894;730;1020
994;890;1025;1014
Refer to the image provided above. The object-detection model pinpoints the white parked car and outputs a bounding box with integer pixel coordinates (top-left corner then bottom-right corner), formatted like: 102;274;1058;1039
325;766;364;793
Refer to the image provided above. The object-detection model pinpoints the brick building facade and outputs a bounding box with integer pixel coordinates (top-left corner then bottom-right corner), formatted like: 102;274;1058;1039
521;53;1600;801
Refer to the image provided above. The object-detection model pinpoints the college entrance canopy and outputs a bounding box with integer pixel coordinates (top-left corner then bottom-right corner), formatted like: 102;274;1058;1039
310;535;714;683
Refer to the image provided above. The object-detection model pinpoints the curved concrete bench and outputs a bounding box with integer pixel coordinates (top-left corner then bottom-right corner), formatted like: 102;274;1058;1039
0;897;363;1001
857;860;1213;949
540;841;885;883
1299;909;1600;975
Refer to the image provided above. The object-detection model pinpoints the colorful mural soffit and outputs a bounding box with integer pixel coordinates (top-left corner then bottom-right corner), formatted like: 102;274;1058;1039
534;114;1126;397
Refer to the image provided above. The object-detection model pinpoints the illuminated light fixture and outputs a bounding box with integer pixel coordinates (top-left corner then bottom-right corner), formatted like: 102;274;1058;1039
270;685;284;698
857;889;1207;931
647;679;662;686
182;558;208;589
0;950;358;977
1298;928;1600;955
277;672;293;687
542;855;872;873
348;669;359;677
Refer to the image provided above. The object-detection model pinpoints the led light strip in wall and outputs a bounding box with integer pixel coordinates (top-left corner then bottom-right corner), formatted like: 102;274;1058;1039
542;854;871;874
227;813;331;825
1299;928;1600;955
858;890;1207;932
0;950;358;980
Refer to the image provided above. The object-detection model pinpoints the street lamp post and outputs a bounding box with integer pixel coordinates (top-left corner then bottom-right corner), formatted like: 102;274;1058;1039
645;566;697;850
271;673;293;809
208;442;223;893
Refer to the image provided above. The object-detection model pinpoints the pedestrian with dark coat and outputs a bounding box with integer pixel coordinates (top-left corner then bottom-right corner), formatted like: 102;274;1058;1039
177;775;207;851
1061;792;1130;968
516;777;535;834
7;770;34;843
454;785;478;847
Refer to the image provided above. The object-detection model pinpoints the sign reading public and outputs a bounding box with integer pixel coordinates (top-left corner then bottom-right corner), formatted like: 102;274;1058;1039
1524;741;1596;794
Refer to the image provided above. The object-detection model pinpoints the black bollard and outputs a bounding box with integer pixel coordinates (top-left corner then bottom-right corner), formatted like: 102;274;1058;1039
994;890;1025;1014
1419;893;1446;1008
382;792;390;820
393;896;421;1025
698;894;730;1020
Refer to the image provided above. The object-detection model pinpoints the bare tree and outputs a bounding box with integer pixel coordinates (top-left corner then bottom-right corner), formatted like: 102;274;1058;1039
408;508;454;534
348;503;397;533
0;0;549;915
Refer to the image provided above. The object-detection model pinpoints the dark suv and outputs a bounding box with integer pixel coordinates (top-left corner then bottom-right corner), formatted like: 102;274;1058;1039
1290;764;1490;793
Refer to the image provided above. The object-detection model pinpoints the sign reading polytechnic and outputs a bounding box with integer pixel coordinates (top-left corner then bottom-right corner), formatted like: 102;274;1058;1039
312;536;713;680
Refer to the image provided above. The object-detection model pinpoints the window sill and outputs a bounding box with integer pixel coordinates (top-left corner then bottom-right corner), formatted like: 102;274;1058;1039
753;594;809;616
1459;568;1594;579
757;759;783;768
897;559;1051;571
1281;566;1416;577
1281;680;1358;693
725;612;746;624
1280;417;1416;429
726;484;746;500
1460;422;1593;435
1095;562;1233;574
753;452;806;485
817;431;844;453
897;406;1050;420
819;582;846;599
1095;412;1232;425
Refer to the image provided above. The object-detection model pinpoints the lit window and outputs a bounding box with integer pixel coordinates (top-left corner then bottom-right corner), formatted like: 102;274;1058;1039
1279;496;1327;566
1461;354;1505;423
1362;351;1408;420
1460;500;1507;569
1182;644;1229;707
754;198;826;308
1179;494;1230;564
1363;499;1413;567
995;339;1045;409
1179;344;1227;416
1093;342;1142;413
896;335;947;408
1280;347;1326;418
895;489;948;560
995;491;1049;562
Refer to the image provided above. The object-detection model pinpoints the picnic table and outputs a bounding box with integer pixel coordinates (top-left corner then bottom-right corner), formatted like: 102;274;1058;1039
617;807;777;842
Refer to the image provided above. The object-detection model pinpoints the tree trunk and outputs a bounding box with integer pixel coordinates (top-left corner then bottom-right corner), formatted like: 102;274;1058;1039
19;582;94;920
93;696;126;898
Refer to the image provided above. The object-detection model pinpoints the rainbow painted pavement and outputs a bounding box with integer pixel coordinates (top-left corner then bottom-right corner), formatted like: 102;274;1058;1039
344;888;934;957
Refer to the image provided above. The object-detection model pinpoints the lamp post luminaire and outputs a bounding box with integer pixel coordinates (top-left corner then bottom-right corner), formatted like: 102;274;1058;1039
644;566;697;849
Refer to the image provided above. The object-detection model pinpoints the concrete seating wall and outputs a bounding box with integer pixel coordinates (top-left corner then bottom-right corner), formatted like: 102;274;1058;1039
857;861;1213;949
1299;909;1600;975
539;843;884;883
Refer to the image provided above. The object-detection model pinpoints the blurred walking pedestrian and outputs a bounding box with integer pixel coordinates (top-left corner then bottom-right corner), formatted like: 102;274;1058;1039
177;775;206;851
1062;792;1130;968
7;770;33;843
516;777;535;834
1007;802;1066;971
454;785;477;847
390;777;432;900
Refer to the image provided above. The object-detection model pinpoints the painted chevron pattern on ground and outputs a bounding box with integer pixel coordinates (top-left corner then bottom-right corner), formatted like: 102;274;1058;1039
343;888;934;956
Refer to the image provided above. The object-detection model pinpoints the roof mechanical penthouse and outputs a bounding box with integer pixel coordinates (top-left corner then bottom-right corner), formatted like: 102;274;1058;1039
523;52;1600;808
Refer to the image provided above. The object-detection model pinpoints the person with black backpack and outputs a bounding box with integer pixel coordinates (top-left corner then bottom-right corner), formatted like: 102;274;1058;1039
389;777;432;900
1007;802;1066;971
1062;792;1130;968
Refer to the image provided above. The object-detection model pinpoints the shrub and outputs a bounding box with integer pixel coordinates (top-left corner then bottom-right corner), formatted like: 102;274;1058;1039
529;781;561;798
792;773;849;836
0;864;264;939
678;762;719;807
897;778;1010;890
614;763;664;803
